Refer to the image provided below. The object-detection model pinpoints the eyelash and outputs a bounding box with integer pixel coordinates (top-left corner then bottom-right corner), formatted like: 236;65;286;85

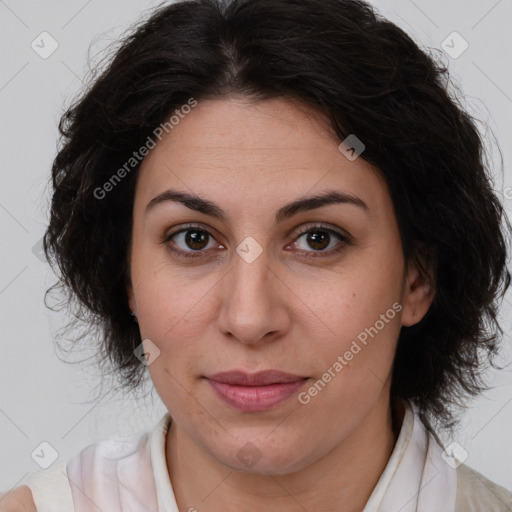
162;223;351;260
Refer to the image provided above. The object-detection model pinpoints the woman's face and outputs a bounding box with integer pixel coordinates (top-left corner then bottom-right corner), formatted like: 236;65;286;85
128;96;432;474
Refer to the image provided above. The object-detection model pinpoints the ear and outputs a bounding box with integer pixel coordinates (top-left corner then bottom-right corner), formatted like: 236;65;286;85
127;282;136;315
401;259;435;327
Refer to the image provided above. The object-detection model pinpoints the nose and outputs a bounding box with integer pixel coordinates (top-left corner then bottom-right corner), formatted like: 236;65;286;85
216;246;291;345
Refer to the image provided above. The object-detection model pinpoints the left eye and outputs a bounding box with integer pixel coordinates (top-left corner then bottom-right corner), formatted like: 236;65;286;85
291;227;347;253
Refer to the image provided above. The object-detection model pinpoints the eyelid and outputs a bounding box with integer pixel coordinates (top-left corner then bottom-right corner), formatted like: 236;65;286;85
293;222;351;242
163;222;351;258
164;222;350;242
163;222;220;241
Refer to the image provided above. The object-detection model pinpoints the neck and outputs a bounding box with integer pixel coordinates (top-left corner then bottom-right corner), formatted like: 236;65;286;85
166;395;403;512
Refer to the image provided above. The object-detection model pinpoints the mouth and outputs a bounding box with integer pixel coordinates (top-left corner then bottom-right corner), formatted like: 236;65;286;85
203;370;309;412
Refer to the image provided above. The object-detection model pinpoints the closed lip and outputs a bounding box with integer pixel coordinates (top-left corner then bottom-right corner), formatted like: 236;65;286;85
204;370;308;386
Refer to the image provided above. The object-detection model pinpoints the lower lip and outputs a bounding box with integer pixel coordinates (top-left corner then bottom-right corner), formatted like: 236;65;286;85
205;378;308;412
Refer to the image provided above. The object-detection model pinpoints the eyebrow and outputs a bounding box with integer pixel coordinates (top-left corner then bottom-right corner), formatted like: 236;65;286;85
145;189;369;223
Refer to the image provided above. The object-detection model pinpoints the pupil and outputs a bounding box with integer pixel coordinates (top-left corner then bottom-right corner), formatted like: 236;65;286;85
186;230;207;250
308;231;329;250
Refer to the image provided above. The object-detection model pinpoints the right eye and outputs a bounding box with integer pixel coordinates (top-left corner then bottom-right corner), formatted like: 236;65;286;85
163;224;225;259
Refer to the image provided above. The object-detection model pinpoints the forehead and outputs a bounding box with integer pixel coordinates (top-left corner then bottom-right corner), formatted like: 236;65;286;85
136;96;387;212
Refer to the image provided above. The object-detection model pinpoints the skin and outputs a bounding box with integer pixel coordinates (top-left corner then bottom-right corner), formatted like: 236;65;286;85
0;487;36;511
127;96;434;511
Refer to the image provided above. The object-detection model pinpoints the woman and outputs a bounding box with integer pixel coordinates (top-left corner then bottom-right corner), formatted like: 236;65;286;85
2;0;511;510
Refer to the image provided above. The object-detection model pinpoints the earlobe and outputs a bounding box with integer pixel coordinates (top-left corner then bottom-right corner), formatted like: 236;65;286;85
401;264;435;327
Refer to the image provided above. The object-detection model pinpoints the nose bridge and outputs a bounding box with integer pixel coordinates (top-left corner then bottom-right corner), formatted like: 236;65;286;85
218;244;285;343
228;247;272;313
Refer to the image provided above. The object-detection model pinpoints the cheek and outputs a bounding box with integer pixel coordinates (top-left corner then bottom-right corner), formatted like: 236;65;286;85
297;305;401;418
131;256;221;382
136;278;208;352
292;255;403;390
131;241;209;334
135;271;210;410
297;252;403;335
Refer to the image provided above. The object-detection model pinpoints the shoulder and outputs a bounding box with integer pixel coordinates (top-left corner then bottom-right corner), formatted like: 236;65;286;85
456;463;512;511
1;415;171;512
0;486;36;512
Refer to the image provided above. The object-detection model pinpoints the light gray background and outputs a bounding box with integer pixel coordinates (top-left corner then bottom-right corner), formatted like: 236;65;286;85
1;0;512;495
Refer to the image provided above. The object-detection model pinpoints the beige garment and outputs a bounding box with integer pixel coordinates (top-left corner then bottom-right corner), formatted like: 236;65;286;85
456;464;512;511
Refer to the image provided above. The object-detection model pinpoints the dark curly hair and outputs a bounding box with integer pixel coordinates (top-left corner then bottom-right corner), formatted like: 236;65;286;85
44;0;511;432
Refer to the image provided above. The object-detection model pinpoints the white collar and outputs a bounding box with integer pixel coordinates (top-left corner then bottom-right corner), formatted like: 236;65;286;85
150;402;457;512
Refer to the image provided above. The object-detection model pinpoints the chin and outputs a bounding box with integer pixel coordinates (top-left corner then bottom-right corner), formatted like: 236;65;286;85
208;435;316;476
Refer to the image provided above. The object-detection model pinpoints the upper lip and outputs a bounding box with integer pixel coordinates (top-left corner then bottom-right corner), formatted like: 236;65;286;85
204;370;307;386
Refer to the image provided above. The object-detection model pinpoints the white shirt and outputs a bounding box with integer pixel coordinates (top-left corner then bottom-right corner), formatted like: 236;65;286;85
19;401;512;511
